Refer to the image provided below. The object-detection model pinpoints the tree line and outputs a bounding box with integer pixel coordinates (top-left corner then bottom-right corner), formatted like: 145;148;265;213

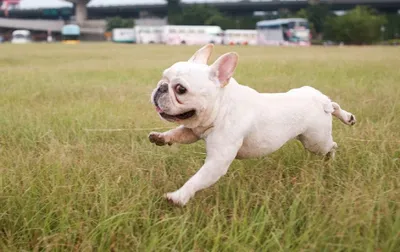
106;1;400;45
166;0;398;45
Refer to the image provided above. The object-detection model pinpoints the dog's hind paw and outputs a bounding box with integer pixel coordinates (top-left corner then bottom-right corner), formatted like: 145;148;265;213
347;114;356;126
164;190;190;206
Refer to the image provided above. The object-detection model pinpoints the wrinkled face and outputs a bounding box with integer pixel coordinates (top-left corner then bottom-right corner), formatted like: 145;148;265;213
151;62;217;126
150;44;239;128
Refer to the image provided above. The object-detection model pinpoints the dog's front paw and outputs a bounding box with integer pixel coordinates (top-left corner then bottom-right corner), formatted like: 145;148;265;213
164;190;191;206
149;132;171;146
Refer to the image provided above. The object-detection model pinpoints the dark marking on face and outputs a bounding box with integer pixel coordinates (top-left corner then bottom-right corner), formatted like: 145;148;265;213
153;83;169;107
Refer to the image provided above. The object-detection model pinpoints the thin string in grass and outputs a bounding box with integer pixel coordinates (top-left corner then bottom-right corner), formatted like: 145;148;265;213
345;137;400;143
83;127;174;132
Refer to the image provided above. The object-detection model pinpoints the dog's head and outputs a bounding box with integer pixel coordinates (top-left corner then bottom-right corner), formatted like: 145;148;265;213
151;44;239;128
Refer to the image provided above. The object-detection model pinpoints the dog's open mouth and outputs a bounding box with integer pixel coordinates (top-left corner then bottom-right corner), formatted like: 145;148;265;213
159;109;196;121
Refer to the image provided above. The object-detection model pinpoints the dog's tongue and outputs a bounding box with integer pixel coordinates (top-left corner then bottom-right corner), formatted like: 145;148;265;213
156;106;163;113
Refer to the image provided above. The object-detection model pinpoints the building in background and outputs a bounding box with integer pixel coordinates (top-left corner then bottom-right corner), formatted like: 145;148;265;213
0;0;20;17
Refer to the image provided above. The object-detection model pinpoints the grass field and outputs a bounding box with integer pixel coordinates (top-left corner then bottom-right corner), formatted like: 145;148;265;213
1;43;400;251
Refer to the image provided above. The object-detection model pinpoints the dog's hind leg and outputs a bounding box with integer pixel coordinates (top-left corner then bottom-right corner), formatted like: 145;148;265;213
324;142;338;161
298;127;338;159
331;102;356;126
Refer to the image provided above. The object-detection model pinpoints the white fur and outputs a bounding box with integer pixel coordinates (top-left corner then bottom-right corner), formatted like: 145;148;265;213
149;44;356;206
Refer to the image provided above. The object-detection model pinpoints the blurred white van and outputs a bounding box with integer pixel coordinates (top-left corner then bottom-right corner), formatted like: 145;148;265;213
224;29;258;45
162;25;224;45
134;25;163;44
11;30;32;44
112;28;135;43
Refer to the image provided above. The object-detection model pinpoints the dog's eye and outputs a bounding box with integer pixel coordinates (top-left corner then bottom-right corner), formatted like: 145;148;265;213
175;84;187;95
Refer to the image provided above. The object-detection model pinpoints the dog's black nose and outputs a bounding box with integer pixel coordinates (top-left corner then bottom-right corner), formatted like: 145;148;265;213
158;83;168;93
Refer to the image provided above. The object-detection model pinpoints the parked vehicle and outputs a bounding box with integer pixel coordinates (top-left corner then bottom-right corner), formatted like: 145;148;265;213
11;30;32;44
134;25;163;44
162;25;224;45
223;29;257;45
112;28;135;43
62;24;80;44
256;18;311;46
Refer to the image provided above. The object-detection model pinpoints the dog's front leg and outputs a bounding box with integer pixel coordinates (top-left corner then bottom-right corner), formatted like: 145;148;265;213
165;136;243;206
149;125;199;146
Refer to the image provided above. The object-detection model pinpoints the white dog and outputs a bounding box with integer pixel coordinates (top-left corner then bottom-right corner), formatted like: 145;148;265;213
149;44;356;206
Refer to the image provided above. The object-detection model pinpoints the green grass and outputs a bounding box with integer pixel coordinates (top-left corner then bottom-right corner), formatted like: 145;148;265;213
1;43;400;251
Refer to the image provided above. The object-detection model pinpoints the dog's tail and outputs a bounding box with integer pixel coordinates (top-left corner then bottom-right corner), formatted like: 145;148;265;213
329;102;356;126
292;86;356;126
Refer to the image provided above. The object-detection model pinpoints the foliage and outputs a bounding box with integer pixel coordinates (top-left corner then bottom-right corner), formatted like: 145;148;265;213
278;8;292;19
168;4;262;30
106;16;134;32
324;6;386;44
167;0;182;24
380;38;400;45
382;14;400;40
205;11;235;30
305;4;331;35
294;4;332;39
236;16;264;30
178;4;219;26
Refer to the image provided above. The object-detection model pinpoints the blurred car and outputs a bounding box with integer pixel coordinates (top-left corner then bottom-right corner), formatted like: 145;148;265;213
11;30;32;44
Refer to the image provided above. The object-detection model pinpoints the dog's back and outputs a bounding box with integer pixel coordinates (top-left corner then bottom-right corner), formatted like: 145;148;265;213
232;85;355;158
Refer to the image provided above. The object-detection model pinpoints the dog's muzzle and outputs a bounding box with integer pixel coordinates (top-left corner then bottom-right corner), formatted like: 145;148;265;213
153;83;196;121
153;83;168;107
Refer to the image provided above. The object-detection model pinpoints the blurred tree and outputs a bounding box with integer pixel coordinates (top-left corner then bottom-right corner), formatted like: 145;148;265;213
287;2;333;40
278;8;292;18
172;4;261;30
106;16;134;32
167;0;182;24
179;4;218;26
205;11;234;29
237;16;263;29
324;6;386;44
302;4;332;39
383;14;400;40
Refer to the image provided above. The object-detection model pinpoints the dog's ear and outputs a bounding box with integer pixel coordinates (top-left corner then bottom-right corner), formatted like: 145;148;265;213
188;44;214;64
210;52;238;87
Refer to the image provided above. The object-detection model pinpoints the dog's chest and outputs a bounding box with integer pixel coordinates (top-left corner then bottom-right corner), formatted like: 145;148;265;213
192;125;214;139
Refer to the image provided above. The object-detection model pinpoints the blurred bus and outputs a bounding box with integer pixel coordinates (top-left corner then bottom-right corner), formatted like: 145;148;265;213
62;24;80;44
256;18;311;46
11;30;32;44
162;25;223;45
134;26;163;44
112;28;135;43
223;29;257;46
